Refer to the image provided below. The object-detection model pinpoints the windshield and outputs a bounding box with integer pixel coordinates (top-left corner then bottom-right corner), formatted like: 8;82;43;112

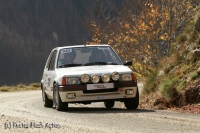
57;46;122;68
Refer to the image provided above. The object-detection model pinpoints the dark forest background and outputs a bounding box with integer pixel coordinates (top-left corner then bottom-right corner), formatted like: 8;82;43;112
0;0;121;85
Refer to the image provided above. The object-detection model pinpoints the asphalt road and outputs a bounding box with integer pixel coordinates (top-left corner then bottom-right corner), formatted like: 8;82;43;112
0;89;200;133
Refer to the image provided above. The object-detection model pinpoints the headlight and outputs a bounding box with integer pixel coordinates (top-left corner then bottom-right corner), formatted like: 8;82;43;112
111;72;119;81
81;74;90;83
121;74;132;81
62;77;80;85
91;75;100;83
102;74;110;83
67;78;79;84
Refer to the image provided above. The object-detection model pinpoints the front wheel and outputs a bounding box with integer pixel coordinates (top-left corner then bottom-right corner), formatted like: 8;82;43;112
53;84;68;111
124;88;139;110
104;100;115;108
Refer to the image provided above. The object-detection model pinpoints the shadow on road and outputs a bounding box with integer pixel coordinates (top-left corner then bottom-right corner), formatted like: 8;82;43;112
61;107;155;114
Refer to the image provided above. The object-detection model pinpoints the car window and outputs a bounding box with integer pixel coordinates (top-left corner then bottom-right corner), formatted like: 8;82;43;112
57;46;122;67
48;50;57;70
45;51;54;69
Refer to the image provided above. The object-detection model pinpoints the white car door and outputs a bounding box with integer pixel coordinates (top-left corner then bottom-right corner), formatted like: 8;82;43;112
46;50;58;98
42;51;54;95
42;50;57;98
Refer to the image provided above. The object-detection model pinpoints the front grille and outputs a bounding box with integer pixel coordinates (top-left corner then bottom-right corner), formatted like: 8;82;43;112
83;88;118;94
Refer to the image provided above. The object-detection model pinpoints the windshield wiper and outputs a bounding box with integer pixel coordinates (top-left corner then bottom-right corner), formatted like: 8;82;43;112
84;62;107;66
58;64;82;68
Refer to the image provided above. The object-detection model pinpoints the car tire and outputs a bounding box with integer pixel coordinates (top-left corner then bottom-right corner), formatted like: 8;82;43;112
124;88;139;110
42;86;53;108
104;100;115;108
53;84;68;111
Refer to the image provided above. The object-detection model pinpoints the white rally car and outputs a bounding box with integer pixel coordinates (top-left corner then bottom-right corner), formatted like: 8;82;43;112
41;44;139;111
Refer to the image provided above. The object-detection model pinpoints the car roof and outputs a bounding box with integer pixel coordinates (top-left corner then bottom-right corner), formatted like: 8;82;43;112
53;44;110;51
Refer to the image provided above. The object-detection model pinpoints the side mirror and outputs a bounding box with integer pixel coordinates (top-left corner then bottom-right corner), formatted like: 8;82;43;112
123;60;132;66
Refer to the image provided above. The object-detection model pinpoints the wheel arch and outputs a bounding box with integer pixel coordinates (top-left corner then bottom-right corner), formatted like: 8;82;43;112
53;81;58;88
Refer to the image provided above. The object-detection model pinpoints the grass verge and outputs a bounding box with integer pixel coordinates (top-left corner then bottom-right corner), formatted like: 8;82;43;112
0;83;41;92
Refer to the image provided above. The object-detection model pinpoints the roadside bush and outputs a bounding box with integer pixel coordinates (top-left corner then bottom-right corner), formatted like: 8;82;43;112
176;80;187;92
0;86;10;92
190;71;199;80
30;83;41;88
17;83;26;88
143;69;158;94
159;77;179;101
162;55;181;74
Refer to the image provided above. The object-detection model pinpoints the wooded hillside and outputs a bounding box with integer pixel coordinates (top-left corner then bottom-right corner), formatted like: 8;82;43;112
0;0;92;85
1;0;199;86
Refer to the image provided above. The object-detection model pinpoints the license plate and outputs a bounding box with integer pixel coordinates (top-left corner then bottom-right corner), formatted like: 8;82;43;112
87;83;114;90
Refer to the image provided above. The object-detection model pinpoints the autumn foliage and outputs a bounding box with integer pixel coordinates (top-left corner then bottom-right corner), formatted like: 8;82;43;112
86;0;200;77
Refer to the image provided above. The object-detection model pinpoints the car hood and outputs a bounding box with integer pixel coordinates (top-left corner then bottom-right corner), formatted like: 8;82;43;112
56;65;132;77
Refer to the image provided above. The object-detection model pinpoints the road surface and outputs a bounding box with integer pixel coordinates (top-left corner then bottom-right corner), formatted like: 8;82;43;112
0;89;200;133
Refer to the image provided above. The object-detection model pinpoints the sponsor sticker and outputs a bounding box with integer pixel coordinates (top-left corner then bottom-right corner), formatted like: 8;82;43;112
98;47;110;50
61;49;72;53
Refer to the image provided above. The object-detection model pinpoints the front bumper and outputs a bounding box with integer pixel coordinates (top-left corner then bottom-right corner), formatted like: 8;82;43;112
58;81;138;102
